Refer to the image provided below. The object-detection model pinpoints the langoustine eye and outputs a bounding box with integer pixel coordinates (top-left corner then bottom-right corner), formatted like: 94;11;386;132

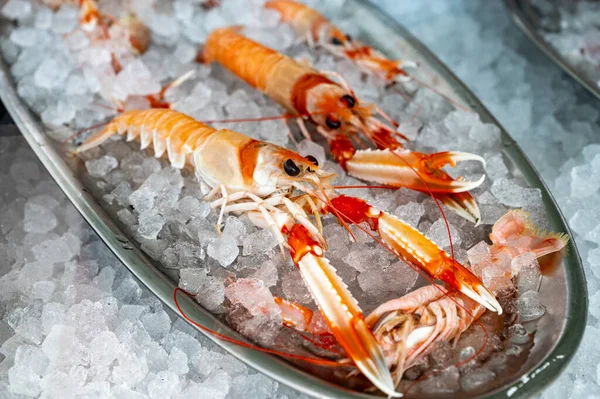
341;94;356;108
326;117;341;129
283;159;301;176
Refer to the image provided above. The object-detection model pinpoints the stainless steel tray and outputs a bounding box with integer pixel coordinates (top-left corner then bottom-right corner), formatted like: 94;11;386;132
0;0;587;397
504;0;600;101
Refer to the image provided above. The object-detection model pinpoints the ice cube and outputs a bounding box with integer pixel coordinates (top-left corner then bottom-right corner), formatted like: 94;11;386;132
281;270;313;305
110;349;149;388
518;291;546;322
137;211;165;240
42;325;87;367
174;41;196;64
8;364;42;397
229;373;278;399
41;101;76;126
90;331;122;366
207;234;239;267
112;60;162;101
512;252;541;293
187;370;231;398
508;323;530;344
9;27;41;48
7;304;43;344
177;196;210;221
344;248;390;273
52;5;78;34
113;277;142;304
85;155;119;178
222;216;248;246
358;261;418;299
393;202;425;228
168;347;189;375
104;181;132;206
1;0;31;20
485;153;509;180
224;278;280;319
427;219;462;249
588;291;600;321
491;178;542;208
10;161;39;183
23;201;58;233
34;5;53;29
250;257;279;287
34;57;72;90
418;366;460;394
31;281;56;303
147;371;180;399
162;241;205;269
141;310;171;340
242;229;277;256
41;302;67;335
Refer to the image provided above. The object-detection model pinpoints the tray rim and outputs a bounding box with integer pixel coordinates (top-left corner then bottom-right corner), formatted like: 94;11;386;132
0;0;589;397
504;0;600;101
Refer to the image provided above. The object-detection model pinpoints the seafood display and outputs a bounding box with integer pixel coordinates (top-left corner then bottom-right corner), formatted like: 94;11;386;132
0;0;571;396
277;209;568;392
74;108;502;395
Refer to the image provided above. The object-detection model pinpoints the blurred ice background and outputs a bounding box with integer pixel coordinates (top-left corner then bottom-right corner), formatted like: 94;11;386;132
373;1;600;397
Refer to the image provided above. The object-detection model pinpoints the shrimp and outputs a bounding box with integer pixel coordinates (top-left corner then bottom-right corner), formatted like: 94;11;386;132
364;210;569;388
277;209;569;390
55;0;151;70
201;26;486;224
265;0;418;84
75;108;501;396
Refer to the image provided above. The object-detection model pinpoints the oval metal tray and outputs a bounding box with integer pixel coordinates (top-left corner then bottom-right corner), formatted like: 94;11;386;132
0;0;587;397
504;0;600;101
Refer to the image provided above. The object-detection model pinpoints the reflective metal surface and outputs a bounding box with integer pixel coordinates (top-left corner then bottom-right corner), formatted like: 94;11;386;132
0;0;587;397
504;0;600;101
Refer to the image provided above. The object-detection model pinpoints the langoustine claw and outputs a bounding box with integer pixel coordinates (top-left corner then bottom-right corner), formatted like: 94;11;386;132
327;195;502;314
362;209;569;389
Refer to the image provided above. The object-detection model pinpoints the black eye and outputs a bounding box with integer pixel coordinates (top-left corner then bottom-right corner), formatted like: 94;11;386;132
283;159;300;176
325;117;341;129
341;94;355;108
345;34;352;41
305;155;318;166
330;36;343;45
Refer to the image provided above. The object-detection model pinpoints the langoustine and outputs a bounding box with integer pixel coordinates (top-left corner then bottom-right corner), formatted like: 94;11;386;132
265;0;418;84
277;210;569;390
46;0;151;71
75;108;501;396
201;26;486;223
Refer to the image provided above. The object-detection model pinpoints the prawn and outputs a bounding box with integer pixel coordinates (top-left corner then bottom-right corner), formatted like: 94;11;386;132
74;108;502;396
265;0;418;84
201;26;486;224
277;209;569;390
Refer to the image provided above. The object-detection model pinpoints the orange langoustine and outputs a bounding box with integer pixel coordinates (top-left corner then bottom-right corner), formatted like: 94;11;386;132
74;108;503;396
276;209;569;391
201;26;486;224
265;0;418;84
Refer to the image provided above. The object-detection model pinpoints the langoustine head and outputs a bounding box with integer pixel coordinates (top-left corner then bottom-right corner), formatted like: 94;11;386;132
302;77;404;148
247;141;336;198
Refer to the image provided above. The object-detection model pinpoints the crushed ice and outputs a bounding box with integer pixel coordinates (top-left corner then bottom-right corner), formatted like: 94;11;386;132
0;0;584;396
